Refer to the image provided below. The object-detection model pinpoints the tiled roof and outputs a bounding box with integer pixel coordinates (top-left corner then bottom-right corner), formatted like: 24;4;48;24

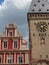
28;0;49;13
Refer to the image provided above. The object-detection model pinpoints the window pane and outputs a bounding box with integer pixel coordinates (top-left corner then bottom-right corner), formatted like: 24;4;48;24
8;59;11;63
14;41;17;48
9;32;12;36
19;56;22;63
4;42;7;48
8;56;12;64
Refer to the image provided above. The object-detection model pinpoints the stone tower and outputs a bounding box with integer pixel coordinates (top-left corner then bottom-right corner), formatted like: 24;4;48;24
27;0;49;65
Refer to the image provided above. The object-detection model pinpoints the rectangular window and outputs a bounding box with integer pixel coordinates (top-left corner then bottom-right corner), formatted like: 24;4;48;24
19;55;22;63
7;55;12;64
9;32;12;36
14;41;17;48
4;41;7;48
8;59;12;63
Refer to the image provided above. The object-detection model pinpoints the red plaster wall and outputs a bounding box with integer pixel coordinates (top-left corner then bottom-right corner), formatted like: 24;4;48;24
2;53;4;63
22;53;25;63
16;53;17;63
12;53;14;63
18;38;20;50
8;39;13;50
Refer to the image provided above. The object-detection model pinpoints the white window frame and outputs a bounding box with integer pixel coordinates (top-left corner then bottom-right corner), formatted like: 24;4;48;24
8;30;13;36
13;40;18;49
0;55;2;64
7;55;12;64
2;40;8;49
17;54;24;64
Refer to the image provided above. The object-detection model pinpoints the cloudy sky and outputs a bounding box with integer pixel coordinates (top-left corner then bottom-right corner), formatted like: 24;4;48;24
0;0;32;41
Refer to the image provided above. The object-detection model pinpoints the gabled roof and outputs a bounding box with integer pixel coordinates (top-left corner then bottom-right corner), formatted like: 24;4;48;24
28;0;49;13
0;24;22;37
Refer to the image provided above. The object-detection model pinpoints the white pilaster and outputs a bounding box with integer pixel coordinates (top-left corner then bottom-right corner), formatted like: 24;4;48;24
14;53;16;64
4;54;5;64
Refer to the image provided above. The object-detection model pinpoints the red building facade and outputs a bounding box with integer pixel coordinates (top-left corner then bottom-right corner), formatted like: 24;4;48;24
0;24;29;65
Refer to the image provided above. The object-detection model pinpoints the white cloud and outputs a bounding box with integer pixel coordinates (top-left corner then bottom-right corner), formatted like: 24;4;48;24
13;0;31;8
0;0;31;41
0;0;31;10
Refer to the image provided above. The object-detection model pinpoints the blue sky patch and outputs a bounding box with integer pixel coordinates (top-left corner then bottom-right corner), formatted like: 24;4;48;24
0;0;4;5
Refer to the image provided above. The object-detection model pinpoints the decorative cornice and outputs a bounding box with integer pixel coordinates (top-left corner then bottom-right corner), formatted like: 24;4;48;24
0;37;22;39
27;13;49;20
0;63;29;65
0;50;29;53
